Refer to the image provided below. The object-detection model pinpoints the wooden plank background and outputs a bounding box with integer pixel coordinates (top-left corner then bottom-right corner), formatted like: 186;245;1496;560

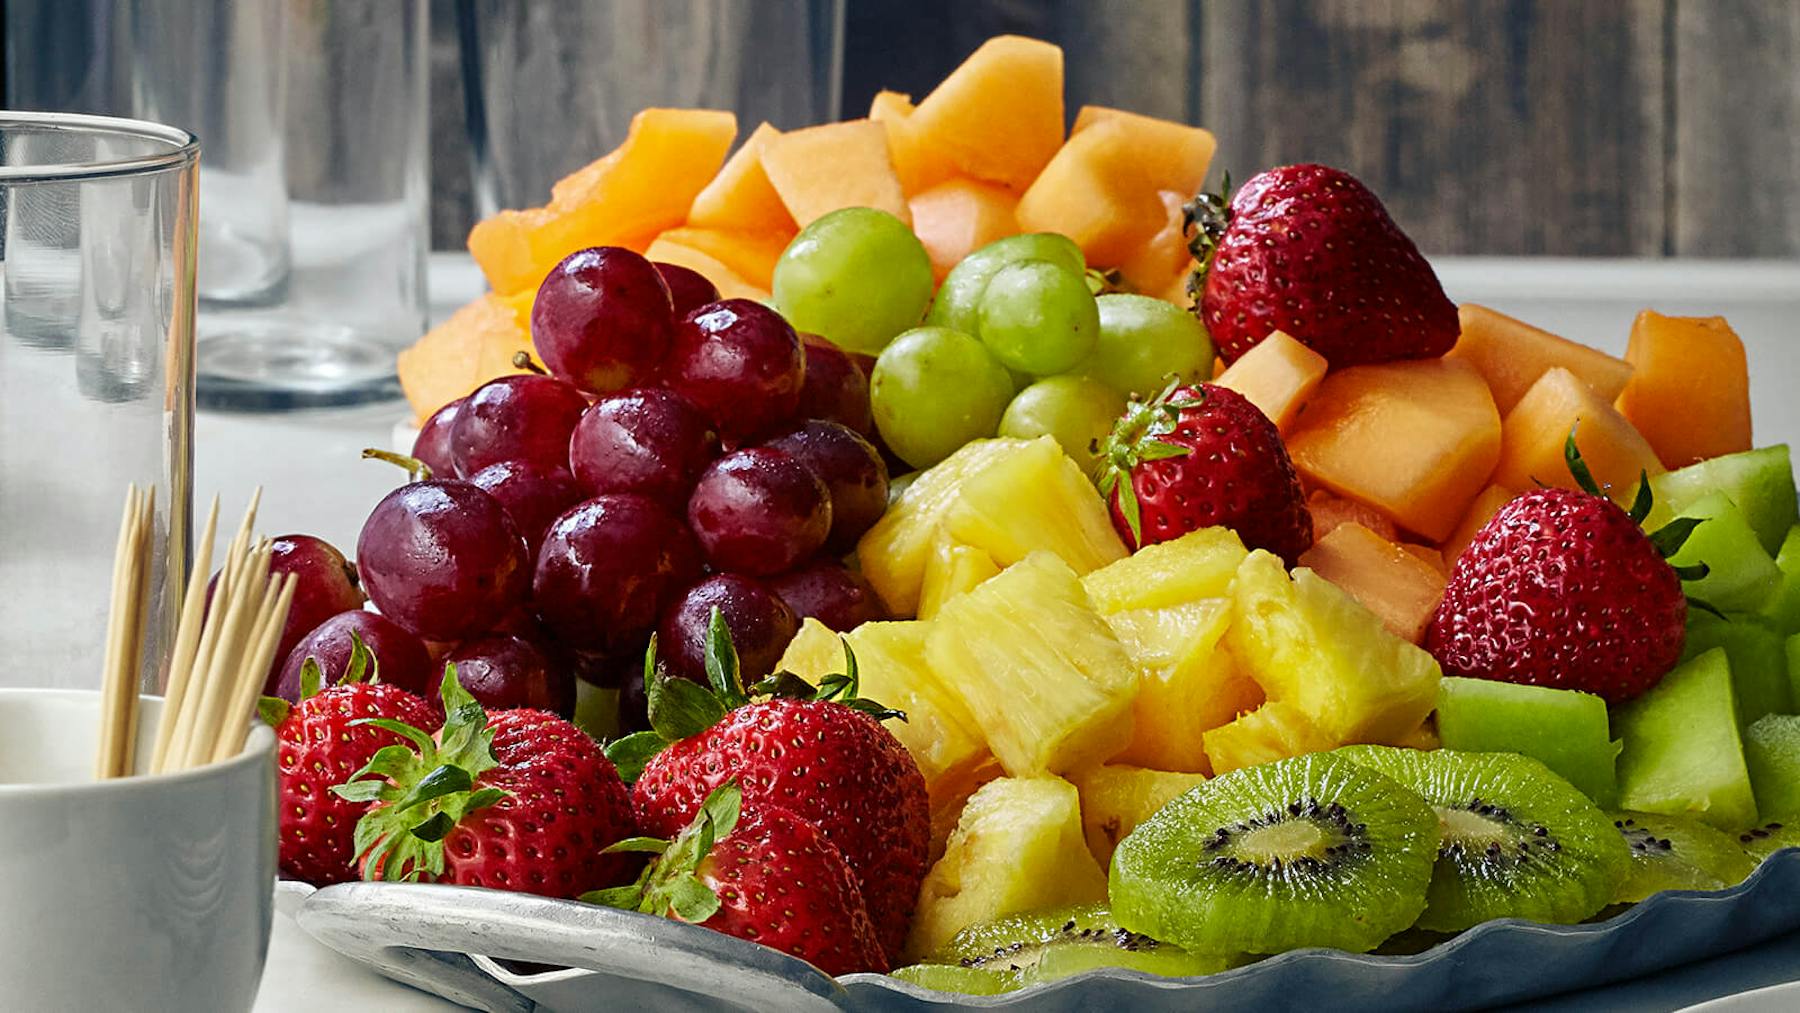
426;0;1800;258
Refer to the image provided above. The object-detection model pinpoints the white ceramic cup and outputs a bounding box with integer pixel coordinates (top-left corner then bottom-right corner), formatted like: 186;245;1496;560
0;689;276;1010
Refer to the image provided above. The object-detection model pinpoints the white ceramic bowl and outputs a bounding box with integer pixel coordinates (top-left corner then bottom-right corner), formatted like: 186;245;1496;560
0;689;276;1010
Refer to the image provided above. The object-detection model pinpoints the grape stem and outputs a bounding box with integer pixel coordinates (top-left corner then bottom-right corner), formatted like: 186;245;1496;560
362;448;434;483
511;351;548;376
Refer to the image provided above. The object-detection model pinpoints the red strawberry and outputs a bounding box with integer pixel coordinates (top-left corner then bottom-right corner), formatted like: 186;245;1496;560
1192;164;1458;366
341;666;636;898
1425;438;1697;703
588;783;887;976
264;642;441;886
1096;382;1312;562
608;614;928;963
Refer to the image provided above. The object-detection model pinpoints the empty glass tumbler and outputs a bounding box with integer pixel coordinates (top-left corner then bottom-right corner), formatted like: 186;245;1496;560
0;112;198;689
457;0;845;215
6;0;429;408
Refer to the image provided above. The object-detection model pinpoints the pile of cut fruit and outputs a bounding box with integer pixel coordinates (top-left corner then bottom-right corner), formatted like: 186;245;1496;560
254;35;1800;995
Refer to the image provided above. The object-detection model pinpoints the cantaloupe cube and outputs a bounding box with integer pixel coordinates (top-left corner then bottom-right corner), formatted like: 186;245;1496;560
1213;330;1328;432
1306;490;1400;541
908;178;1019;282
1449;304;1634;414
397;294;534;422
1616;310;1753;468
908;36;1065;193
468;108;737;295
1497;366;1664;501
869;90;955;196
759;119;911;227
653;226;790;291
686;122;796;234
1067;106;1217;201
1118;190;1192;298
1298;523;1448;643
1440;484;1516;569
1286;358;1502;542
641;235;768;303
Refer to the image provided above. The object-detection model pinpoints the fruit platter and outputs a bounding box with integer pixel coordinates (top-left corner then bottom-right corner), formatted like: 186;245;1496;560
247;35;1800;1011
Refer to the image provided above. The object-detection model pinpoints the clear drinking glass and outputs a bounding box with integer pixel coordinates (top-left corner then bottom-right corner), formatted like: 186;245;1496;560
0;112;198;690
457;0;845;216
5;0;429;409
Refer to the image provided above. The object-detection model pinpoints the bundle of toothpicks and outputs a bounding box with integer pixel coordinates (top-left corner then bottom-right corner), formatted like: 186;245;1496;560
95;486;295;779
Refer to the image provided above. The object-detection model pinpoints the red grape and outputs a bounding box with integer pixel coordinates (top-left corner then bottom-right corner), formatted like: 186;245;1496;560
653;261;720;318
568;388;719;508
665;299;805;446
468;460;585;558
657;574;799;685
687;448;831;576
570;649;637;690
274;609;435;701
445;634;576;717
618;663;650;734
764;420;889;553
449;373;589;477
797;334;874;437
766;559;888;632
534;494;702;654
222;535;367;694
412;399;464;479
531;246;675;394
357;480;530;642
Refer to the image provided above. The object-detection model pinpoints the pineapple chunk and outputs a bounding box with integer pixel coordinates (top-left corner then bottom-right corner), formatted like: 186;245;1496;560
859;438;1031;616
1081;526;1248;614
943;436;1127;574
1203;701;1337;774
918;531;1001;620
905;776;1106;960
1226;551;1442;745
927;552;1137;776
1104;599;1263;772
1069;764;1208;868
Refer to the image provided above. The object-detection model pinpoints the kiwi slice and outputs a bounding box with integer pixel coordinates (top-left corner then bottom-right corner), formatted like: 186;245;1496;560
1738;820;1800;861
1109;752;1438;955
887;963;1014;995
1609;812;1756;903
944;904;1227;987
1337;746;1630;932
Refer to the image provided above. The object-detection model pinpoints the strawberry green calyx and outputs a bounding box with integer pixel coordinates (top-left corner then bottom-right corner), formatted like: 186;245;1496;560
332;663;510;881
1562;430;1710;580
603;608;904;783
1180;172;1232;303
257;630;380;728
1095;380;1206;545
581;781;742;923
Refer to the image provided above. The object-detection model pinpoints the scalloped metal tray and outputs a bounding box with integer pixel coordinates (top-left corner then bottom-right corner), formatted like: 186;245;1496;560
292;847;1800;1012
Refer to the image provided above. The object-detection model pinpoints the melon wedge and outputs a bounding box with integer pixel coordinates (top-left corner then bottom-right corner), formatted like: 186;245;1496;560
1617;310;1753;468
1286;358;1502;542
1213;330;1328;432
642;235;768;303
686;122;796;234
1117;190;1192;297
1298;522;1449;643
1449;304;1634;414
468;108;737;295
397;294;534;422
909;178;1019;283
759;119;910;227
908;35;1065;192
653;227;790;291
869;90;955;196
1496;366;1663;502
1440;484;1517;569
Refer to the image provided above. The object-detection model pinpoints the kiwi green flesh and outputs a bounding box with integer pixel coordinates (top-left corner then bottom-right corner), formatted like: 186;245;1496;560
1109;753;1438;956
1608;811;1756;903
936;904;1227;982
1738;820;1800;862
887;963;1014;996
1336;746;1630;932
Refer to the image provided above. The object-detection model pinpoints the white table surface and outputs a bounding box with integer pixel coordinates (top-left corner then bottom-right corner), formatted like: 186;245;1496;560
237;254;1800;1012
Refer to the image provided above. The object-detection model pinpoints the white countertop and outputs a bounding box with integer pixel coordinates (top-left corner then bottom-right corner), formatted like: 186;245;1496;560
233;254;1800;1011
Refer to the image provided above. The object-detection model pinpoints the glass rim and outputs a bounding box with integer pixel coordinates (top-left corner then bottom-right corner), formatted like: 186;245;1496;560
0;110;198;183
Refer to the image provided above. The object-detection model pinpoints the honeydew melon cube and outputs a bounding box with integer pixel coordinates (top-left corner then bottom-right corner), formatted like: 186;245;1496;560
1682;613;1794;727
1647;445;1798;556
1758;527;1800;635
1744;714;1800;821
1614;648;1758;831
1666;492;1782;612
1435;677;1619;807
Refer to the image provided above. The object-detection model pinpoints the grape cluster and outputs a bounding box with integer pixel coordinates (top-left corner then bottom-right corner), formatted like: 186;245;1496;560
366;246;888;729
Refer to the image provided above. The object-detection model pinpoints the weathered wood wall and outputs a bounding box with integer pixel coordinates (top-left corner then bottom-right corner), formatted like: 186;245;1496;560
428;0;1800;257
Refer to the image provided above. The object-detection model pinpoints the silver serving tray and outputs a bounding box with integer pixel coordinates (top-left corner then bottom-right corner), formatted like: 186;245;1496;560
295;848;1800;1012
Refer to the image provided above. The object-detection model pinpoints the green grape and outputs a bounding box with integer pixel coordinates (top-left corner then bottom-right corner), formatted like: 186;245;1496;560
1080;293;1215;397
999;375;1129;470
925;232;1086;336
773;207;934;355
871;326;1014;470
977;259;1100;375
